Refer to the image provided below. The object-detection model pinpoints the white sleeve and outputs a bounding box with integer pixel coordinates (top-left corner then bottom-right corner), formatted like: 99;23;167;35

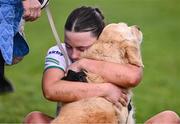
44;45;67;72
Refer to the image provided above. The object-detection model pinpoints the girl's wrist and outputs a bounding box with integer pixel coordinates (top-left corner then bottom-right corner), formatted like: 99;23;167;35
100;83;111;97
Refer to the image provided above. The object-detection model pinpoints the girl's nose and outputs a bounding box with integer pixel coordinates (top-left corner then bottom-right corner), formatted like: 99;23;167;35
71;49;80;61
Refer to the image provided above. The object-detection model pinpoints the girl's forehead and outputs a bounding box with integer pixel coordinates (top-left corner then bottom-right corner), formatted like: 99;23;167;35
64;31;97;46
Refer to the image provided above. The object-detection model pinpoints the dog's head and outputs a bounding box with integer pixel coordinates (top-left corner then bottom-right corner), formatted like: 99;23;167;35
98;22;143;45
98;22;144;67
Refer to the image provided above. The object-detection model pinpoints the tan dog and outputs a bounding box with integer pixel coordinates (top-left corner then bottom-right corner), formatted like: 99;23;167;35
51;23;144;124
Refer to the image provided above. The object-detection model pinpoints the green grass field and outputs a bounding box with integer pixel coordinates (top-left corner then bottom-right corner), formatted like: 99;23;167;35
0;0;180;123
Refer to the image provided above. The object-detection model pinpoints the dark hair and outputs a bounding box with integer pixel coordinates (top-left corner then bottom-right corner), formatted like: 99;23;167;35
65;6;105;37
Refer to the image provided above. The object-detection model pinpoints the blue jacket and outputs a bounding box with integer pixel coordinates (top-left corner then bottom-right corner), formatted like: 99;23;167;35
0;0;21;4
0;0;28;65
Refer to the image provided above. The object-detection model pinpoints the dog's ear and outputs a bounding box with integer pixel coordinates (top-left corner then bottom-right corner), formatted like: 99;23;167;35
125;41;144;67
130;25;143;44
123;25;144;67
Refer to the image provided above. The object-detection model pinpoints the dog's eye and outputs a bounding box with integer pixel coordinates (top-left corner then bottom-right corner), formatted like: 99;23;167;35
134;25;141;31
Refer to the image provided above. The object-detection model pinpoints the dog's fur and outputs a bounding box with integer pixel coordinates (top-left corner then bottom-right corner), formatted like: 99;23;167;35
51;23;144;124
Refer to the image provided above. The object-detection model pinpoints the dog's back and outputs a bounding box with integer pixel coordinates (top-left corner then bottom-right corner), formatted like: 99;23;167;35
51;97;118;124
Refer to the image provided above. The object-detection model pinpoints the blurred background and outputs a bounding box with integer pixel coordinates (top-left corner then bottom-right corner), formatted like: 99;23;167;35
0;0;180;123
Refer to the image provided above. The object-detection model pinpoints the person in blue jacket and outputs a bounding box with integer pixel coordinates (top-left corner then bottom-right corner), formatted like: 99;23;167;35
0;0;41;94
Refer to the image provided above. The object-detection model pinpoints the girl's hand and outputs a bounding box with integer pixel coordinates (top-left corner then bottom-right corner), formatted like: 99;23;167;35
103;83;128;108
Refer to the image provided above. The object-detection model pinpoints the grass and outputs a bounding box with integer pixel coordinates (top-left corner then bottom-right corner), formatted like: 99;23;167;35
0;0;180;123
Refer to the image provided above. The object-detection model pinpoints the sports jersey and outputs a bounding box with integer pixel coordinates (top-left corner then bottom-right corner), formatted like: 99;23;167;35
45;44;71;72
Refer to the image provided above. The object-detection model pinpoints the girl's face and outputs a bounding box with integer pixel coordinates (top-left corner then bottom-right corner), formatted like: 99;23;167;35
64;31;97;62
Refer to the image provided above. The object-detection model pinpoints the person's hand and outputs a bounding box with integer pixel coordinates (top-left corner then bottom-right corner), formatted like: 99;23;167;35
22;0;41;21
103;83;128;108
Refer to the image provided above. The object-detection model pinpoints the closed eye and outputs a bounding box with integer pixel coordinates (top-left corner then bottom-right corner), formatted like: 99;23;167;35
65;42;72;49
77;45;92;52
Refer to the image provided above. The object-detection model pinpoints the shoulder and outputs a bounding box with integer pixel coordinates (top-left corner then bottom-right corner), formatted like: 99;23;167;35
47;44;66;56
